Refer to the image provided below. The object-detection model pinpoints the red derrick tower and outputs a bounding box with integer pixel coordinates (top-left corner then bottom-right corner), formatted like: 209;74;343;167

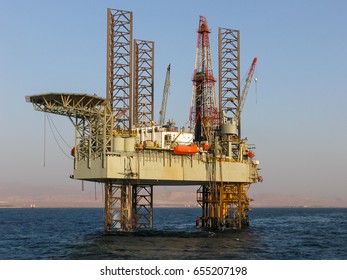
190;16;219;143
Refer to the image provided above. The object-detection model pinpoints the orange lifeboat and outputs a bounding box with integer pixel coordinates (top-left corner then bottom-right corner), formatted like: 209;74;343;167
173;144;199;155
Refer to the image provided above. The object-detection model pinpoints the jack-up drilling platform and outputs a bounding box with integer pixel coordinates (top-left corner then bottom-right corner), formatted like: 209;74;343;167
26;9;262;231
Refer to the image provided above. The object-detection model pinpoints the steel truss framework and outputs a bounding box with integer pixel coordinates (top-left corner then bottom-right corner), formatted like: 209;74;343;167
107;8;133;131
26;93;113;167
132;185;153;228
197;183;250;230
133;40;154;127
158;64;171;126
196;155;248;230
104;183;153;231
190;16;219;142
218;28;240;127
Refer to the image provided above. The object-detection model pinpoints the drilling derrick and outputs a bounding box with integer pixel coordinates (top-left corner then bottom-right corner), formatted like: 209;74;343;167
190;16;218;143
26;9;262;233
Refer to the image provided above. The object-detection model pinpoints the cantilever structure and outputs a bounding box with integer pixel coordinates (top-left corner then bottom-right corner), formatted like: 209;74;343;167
27;9;262;232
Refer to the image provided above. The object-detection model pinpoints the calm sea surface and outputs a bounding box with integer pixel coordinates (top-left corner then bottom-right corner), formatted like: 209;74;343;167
0;208;346;260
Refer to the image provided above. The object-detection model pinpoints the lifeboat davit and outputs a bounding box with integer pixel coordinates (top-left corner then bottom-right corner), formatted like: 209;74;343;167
173;144;199;155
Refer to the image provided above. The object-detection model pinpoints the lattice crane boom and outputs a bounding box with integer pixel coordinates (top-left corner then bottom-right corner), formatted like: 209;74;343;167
159;64;171;126
236;57;258;124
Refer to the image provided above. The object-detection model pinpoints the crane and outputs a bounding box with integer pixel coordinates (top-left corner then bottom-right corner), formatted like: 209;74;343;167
158;64;171;126
236;57;258;124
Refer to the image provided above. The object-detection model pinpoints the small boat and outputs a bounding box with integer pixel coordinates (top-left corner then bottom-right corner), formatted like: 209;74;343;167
173;144;199;155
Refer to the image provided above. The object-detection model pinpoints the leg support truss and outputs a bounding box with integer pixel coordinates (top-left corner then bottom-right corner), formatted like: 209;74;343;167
197;183;250;230
104;182;153;232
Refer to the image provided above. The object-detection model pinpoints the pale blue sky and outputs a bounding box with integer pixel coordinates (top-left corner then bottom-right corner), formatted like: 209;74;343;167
1;0;347;206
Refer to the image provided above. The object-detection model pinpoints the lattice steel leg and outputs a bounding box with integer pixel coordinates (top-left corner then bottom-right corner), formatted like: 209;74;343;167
197;183;250;230
132;185;153;229
104;182;132;232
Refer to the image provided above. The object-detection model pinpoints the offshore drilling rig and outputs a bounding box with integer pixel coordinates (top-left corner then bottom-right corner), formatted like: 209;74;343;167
26;9;262;231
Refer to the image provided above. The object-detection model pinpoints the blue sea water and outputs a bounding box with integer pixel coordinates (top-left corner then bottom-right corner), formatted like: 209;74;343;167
0;207;346;260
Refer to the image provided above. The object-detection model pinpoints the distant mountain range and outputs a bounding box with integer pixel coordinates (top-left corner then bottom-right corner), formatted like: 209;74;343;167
155;189;347;208
250;193;347;208
1;183;346;208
